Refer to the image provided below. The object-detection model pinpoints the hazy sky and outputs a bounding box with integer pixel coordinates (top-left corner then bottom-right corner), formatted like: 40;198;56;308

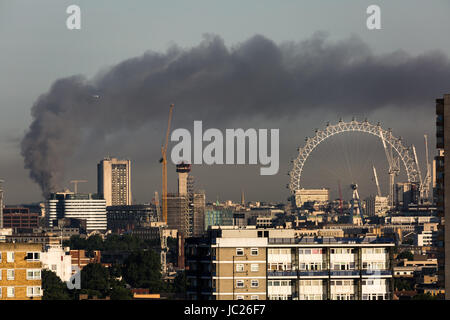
1;0;450;204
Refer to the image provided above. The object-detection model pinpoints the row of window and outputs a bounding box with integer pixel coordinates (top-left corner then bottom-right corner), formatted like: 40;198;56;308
267;261;388;271
0;286;41;298
236;280;259;288
268;280;291;287
236;264;259;272
268;279;388;287
268;249;291;255
236;248;259;256
0;269;41;280
264;248;387;255
0;252;40;262
236;295;259;300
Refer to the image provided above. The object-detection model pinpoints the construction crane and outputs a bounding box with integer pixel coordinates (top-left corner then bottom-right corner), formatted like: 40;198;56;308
379;129;400;207
372;165;382;197
422;134;432;203
160;104;174;224
70;180;88;194
159;104;174;276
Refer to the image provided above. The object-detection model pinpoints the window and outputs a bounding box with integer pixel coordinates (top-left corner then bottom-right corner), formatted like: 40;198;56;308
0;252;2;262
236;280;245;288
27;286;41;297
251;264;259;272
27;269;41;280
236;264;245;272
51;264;57;271
7;269;15;280
250;248;258;256
7;252;14;263
236;248;244;256
236;295;245;300
251;280;259;288
251;295;259;300
26;252;40;261
7;287;14;298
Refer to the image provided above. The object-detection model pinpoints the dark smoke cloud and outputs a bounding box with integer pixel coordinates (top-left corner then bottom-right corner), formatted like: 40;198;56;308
21;33;450;197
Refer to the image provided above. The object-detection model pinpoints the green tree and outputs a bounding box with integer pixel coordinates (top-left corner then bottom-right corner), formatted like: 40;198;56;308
81;263;111;298
41;269;71;300
122;250;163;291
397;250;414;261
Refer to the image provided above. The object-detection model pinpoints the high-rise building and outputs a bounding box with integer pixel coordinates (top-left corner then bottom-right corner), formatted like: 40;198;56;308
97;157;132;206
168;163;206;238
167;193;190;237
45;191;107;232
192;192;206;237
186;226;394;300
436;94;449;298
365;196;389;217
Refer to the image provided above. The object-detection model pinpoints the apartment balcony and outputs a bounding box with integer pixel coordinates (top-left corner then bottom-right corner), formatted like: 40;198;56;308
267;270;298;277
361;270;392;276
298;270;329;277
329;270;360;277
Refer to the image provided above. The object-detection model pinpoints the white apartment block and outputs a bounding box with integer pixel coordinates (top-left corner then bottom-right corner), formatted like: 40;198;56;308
186;227;394;300
40;245;72;282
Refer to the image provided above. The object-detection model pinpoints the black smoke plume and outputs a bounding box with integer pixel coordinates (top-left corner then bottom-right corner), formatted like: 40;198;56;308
21;33;450;197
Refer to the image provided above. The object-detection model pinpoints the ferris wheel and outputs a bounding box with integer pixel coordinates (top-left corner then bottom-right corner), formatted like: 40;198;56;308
287;118;426;203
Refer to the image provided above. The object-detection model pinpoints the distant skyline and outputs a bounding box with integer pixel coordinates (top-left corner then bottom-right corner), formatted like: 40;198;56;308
1;1;450;204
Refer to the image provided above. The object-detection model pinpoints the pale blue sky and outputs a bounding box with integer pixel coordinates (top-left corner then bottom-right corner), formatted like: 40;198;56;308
1;0;450;203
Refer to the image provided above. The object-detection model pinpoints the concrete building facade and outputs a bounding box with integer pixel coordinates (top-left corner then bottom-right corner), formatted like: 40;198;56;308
98;157;132;206
40;245;72;282
46;192;107;232
436;94;449;298
294;188;329;208
186;227;394;300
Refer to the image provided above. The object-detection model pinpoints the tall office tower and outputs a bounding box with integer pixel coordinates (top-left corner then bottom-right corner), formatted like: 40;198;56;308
241;190;245;206
192;191;206;237
97;157;132;206
436;94;449;299
45;191;107;232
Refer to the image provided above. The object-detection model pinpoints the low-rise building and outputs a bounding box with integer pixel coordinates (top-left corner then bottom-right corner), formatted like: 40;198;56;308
40;245;72;282
0;243;42;300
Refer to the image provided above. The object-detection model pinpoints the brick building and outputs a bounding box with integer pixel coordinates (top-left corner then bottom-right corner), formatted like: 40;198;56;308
0;243;42;300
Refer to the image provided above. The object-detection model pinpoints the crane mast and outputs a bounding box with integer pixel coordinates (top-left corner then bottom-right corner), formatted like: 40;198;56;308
372;165;382;197
159;104;174;276
379;129;400;207
161;104;174;224
423;134;432;203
